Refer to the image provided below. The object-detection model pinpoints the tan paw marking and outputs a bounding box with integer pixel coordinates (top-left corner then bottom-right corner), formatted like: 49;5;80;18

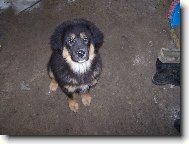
68;99;79;112
81;93;92;106
49;79;58;93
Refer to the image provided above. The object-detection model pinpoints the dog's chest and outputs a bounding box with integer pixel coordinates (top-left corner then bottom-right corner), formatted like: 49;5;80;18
64;79;97;93
64;71;98;93
68;72;97;86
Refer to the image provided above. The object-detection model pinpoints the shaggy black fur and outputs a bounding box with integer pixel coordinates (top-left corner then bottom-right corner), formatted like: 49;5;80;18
47;19;104;98
50;19;104;53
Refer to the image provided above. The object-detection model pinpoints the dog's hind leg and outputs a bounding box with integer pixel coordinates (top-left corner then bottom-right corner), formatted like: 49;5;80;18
48;69;58;93
81;93;92;106
64;91;79;112
68;98;79;112
79;86;91;106
49;79;58;92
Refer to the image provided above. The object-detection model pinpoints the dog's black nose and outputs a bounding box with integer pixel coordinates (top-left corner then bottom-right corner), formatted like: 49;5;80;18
77;49;86;58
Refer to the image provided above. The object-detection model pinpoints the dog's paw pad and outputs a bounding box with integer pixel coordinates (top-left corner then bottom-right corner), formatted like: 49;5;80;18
49;80;58;92
81;93;91;106
68;99;79;112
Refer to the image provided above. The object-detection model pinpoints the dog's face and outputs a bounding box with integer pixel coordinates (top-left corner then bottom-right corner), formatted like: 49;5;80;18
50;19;104;74
64;27;92;63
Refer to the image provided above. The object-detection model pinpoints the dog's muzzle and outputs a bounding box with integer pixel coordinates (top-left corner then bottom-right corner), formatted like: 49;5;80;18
75;48;88;63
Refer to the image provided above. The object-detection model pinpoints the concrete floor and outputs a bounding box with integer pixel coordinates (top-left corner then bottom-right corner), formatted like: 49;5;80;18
0;0;180;135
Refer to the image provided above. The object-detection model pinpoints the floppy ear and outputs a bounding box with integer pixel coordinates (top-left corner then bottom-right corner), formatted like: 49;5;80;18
88;23;104;50
50;22;68;51
50;19;104;52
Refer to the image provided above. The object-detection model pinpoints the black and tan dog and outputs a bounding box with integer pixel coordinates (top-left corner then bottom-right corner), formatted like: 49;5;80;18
47;19;104;112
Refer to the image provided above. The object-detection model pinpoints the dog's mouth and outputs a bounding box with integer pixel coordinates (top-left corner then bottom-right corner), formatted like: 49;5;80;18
70;55;89;63
75;55;89;63
71;49;89;63
78;59;87;63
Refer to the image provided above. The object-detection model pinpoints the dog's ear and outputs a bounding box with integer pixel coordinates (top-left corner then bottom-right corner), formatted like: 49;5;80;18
50;19;104;51
50;23;68;51
86;21;104;50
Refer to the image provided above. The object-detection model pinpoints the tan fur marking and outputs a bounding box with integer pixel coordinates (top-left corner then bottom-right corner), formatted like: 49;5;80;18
63;47;70;59
64;84;89;93
89;44;94;57
80;32;86;39
91;79;97;87
93;66;101;78
69;77;78;84
49;69;55;79
70;33;76;40
81;93;92;106
64;85;77;93
49;79;58;92
68;99;79;112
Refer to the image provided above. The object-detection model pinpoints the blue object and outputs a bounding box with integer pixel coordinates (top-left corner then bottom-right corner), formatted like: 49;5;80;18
170;2;180;29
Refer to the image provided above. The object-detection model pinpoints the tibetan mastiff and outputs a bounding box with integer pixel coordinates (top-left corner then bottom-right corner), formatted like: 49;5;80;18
47;19;104;112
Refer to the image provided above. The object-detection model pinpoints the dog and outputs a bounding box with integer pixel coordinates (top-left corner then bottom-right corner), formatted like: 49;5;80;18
47;19;104;112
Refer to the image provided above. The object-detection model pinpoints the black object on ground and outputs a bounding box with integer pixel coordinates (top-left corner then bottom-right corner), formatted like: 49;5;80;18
152;58;180;86
174;111;181;133
174;118;180;133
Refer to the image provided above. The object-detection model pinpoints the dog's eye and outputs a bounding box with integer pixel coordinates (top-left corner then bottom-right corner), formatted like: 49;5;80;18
68;39;75;45
83;37;88;43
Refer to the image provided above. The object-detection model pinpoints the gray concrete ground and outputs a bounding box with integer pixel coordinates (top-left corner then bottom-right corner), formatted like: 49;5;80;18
0;0;180;135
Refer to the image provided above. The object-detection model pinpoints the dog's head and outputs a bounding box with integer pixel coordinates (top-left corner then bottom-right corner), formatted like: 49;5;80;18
50;19;104;64
64;27;92;63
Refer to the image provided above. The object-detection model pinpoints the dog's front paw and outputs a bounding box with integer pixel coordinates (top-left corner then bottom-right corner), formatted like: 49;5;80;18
68;99;79;112
49;79;58;93
81;93;91;106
